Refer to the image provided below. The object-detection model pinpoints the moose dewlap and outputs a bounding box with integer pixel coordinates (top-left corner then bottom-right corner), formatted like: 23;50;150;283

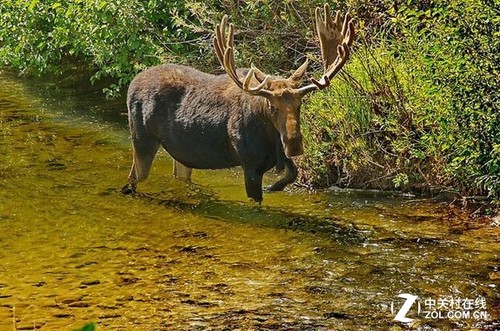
122;4;355;202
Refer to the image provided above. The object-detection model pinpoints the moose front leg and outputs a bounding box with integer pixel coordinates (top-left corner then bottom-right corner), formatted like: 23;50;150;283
269;158;297;191
243;168;264;203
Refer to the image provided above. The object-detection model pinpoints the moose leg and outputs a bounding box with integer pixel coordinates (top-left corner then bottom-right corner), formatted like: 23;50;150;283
243;168;264;203
122;138;160;194
172;159;192;182
268;158;297;191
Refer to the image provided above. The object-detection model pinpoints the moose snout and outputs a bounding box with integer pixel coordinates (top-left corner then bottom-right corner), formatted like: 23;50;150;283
283;134;304;158
280;117;304;158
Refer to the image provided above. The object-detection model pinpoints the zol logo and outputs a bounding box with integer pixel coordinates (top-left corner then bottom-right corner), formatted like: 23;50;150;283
391;293;420;323
390;293;490;323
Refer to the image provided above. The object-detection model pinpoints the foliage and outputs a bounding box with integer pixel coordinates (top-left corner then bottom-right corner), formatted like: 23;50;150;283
0;0;498;200
0;0;203;97
73;322;97;331
301;0;499;200
301;42;444;190
415;0;499;199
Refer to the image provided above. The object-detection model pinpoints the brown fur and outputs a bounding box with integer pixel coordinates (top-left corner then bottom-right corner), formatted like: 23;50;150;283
123;64;298;202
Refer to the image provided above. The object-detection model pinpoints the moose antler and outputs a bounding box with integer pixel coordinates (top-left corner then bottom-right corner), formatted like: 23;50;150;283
298;4;355;95
213;5;354;98
213;16;273;98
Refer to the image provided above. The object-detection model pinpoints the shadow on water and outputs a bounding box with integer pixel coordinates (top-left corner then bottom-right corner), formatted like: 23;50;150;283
129;187;368;246
2;67;127;129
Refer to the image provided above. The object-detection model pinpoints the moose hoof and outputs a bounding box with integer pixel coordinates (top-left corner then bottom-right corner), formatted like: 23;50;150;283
264;185;277;193
121;183;136;195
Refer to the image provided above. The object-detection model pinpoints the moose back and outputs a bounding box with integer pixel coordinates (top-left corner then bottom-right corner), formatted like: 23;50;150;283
122;4;354;202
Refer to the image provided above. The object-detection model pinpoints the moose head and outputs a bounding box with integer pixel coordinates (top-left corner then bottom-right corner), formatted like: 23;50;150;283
213;4;355;158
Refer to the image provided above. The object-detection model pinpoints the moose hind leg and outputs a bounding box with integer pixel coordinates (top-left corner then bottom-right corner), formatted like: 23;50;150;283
123;137;160;194
172;159;192;182
269;158;297;191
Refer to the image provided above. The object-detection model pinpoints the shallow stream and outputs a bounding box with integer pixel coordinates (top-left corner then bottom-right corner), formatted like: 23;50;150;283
0;69;498;330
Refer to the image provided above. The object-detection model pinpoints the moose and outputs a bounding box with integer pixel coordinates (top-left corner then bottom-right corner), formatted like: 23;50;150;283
122;4;355;202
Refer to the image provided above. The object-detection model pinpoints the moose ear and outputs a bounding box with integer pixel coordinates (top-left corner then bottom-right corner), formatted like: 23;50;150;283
288;59;309;85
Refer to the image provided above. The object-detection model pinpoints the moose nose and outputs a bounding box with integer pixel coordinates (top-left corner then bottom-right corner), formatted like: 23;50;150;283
284;135;304;158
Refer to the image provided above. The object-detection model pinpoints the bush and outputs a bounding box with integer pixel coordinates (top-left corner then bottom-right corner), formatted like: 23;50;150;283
300;41;451;191
0;0;205;97
0;0;334;96
300;0;499;200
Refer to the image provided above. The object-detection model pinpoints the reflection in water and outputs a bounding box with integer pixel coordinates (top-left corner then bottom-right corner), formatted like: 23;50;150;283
0;69;498;330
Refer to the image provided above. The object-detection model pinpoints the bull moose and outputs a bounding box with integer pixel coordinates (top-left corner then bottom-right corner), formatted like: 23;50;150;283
122;4;355;202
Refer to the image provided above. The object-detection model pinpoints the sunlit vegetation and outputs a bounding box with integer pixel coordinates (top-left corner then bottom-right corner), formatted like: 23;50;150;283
302;0;498;203
73;322;97;331
0;0;497;202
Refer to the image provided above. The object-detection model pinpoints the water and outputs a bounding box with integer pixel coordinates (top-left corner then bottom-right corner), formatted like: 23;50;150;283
0;68;498;330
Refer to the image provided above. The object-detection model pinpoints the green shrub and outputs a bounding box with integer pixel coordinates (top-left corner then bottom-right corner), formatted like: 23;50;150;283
382;0;498;198
300;41;452;191
0;0;335;96
300;0;499;200
0;0;203;97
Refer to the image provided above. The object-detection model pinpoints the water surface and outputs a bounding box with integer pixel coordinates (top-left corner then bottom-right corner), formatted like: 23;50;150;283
0;69;498;330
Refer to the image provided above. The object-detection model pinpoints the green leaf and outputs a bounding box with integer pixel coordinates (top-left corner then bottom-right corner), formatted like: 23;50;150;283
73;322;97;331
28;0;39;11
